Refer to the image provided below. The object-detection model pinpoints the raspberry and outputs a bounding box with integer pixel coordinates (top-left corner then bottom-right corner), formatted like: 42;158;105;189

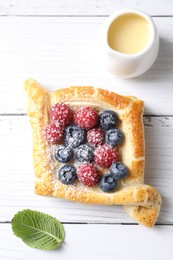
51;103;72;126
94;144;119;168
44;122;64;144
77;163;100;187
74;106;98;130
87;128;105;147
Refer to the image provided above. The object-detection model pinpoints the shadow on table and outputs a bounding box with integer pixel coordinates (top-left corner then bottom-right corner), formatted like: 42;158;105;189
130;37;173;83
144;116;171;225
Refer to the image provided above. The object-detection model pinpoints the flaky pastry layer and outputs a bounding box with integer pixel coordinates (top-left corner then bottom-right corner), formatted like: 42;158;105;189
24;79;161;227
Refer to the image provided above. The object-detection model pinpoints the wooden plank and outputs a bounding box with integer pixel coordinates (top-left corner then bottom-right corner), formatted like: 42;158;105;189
0;223;173;260
0;116;172;223
0;0;173;16
0;17;173;115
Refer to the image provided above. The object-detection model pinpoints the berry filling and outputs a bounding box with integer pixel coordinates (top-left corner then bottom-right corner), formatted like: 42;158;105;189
64;124;85;148
99;174;117;192
110;162;128;179
77;163;100;187
75;144;94;163
74;106;98;130
105;128;124;147
55;145;73;163
51;103;73;126
58;165;77;185
87;128;105;147
44;103;128;192
99;110;118;130
94;144;119;168
43;122;64;144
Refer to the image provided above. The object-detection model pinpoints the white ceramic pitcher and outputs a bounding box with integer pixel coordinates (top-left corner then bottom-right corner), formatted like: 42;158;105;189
95;9;159;78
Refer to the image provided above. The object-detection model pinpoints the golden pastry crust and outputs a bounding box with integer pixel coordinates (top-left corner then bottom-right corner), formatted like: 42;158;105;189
24;79;161;227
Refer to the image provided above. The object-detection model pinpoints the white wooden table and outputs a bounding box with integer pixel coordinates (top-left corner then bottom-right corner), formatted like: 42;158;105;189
0;1;173;259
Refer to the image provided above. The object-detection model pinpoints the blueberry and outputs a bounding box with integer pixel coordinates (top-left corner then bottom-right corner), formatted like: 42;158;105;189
55;145;73;163
99;110;118;130
105;128;123;147
99;174;117;192
64;124;86;148
110;162;128;179
75;144;94;163
58;165;77;185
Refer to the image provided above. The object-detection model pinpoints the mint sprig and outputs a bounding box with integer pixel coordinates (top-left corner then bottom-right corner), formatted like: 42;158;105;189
11;209;65;250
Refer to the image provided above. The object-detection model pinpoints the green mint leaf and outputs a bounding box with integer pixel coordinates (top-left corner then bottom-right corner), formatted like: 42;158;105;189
11;209;65;250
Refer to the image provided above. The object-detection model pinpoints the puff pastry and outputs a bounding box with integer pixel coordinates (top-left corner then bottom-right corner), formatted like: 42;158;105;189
24;79;161;227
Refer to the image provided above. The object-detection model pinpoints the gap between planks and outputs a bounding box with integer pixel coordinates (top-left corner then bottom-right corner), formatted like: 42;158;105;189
0;222;173;226
0;15;173;17
0;114;173;117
